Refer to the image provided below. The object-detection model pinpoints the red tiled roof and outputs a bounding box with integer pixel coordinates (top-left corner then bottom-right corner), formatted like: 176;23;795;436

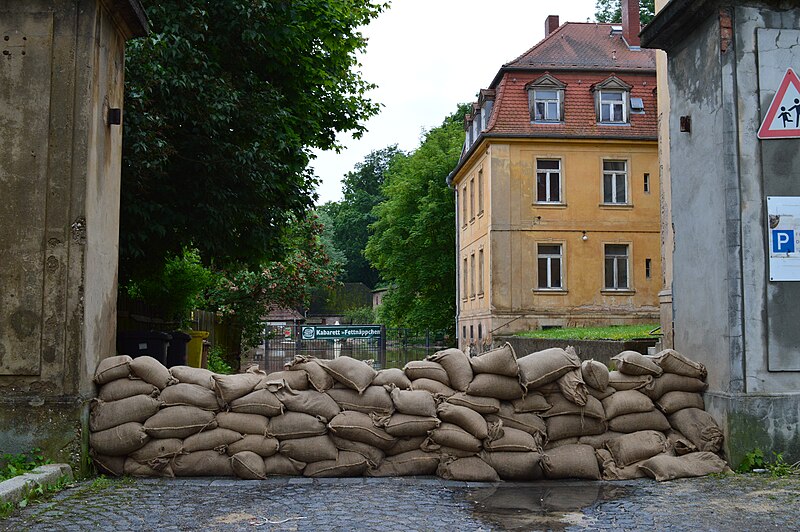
502;22;655;73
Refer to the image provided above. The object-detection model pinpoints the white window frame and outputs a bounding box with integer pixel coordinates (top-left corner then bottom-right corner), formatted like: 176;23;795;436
600;90;627;123
604;244;630;290
536;159;562;203
602;160;628;205
537;243;563;290
478;248;485;296
533;89;561;122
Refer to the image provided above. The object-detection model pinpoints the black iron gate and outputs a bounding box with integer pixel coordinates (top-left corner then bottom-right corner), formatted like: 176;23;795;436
261;324;448;373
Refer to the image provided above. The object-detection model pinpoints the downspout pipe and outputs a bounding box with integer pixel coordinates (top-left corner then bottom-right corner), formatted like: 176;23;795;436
447;170;460;348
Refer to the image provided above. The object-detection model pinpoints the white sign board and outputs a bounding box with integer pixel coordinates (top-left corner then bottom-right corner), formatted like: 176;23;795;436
768;196;800;281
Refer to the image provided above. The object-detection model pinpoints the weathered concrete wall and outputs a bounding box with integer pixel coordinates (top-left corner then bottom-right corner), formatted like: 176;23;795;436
496;335;659;368
0;0;144;470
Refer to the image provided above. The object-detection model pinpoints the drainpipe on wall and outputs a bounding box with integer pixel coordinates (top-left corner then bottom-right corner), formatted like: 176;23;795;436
446;170;460;349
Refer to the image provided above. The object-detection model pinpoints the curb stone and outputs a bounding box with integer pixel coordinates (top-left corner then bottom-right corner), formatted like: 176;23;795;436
0;464;73;505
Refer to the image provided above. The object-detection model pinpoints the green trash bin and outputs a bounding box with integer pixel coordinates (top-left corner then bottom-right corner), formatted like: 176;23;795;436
186;330;210;368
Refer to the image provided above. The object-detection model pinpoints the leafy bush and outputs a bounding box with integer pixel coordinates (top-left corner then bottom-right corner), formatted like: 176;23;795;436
0;448;50;482
345;306;376;324
207;346;233;375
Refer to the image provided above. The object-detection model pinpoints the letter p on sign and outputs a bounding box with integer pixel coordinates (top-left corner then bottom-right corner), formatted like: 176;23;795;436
773;229;795;253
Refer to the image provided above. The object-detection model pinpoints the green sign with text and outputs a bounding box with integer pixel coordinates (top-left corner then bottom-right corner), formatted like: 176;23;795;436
301;325;382;340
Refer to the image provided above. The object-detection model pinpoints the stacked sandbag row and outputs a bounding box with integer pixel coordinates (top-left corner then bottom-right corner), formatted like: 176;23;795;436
88;343;728;482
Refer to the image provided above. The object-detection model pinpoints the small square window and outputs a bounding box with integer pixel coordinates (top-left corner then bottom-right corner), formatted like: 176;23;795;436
630;97;645;113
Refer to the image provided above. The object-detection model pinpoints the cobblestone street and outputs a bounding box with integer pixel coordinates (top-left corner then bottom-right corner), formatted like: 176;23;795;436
2;474;798;531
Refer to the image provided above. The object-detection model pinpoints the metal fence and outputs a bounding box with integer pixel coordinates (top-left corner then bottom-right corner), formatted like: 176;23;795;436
260;325;449;373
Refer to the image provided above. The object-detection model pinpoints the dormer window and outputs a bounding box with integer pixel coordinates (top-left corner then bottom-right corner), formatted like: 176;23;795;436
527;74;566;123
593;76;633;125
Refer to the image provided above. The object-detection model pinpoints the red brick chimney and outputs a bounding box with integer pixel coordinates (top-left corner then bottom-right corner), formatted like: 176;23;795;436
621;0;640;47
545;15;559;37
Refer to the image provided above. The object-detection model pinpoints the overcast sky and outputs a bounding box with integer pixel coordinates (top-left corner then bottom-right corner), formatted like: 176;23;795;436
309;0;599;204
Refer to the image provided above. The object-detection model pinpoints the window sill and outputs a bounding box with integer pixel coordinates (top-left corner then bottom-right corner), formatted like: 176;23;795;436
477;293;485;299
597;122;631;127
469;218;475;225
533;202;567;208
469;296;477;301
601;289;635;295
531;120;564;125
599;203;634;209
532;289;568;295
477;211;485;219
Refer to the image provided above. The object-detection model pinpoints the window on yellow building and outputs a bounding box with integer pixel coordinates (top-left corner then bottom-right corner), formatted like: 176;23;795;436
526;74;566;123
462;185;468;227
536;159;561;203
462;257;468;300
470;253;476;298
593;75;633;125
602;160;628;204
537;244;563;289
605;244;629;289
478;248;484;296
470;177;475;221
477;169;484;215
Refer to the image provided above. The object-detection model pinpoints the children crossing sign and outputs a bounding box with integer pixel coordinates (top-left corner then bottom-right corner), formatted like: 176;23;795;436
758;68;800;139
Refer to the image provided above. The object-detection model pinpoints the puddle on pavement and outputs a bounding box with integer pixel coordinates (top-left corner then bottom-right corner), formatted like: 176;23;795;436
466;482;630;531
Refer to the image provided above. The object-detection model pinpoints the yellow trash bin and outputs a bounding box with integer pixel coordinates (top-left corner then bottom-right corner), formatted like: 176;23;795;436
186;331;210;368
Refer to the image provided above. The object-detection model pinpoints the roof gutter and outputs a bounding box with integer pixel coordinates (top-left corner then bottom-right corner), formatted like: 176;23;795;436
488;65;656;90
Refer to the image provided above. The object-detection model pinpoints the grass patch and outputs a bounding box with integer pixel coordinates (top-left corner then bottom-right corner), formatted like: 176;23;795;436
0;449;51;482
515;324;660;341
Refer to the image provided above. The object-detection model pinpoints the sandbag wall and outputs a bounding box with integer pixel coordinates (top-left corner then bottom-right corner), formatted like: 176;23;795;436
89;345;729;482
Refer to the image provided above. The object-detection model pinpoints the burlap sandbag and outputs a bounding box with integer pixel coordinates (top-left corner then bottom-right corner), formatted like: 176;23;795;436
541;394;604;420
89;395;162;432
328;411;397;450
556;369;588;406
466;373;525;400
330;436;385;467
404;360;450;386
411;378;456;397
605;430;668;467
429;423;482;453
483;426;541;453
487;403;546;437
98;378;159;402
611;350;663;377
226;435;280;457
437;456;499;482
228;389;284;417
544;437;580;450
279;435;339;463
267;412;327;440
665;429;698;456
426;348;473;391
638;451;730;481
480;451;543;481
578;431;626;449
420;438;478;458
469;342;519;377
372;368;412;389
143;406;216;439
92;453;125;476
380;414;440;438
648;349;707;380
213;369;265;406
284;355;334;392
390;387;437;417
90;422;150;456
258;371;309;391
642;373;708;400
385;436;426;456
217;412;269;436
607;371;653;391
123;458;174;478
275;388;340;421
304;451;370;478
542;443;601;480
602;389;654;419
608;410;671;433
588;385;617;401
667;408;723;453
231;450;267;479
326;386;394;415
129;356;177;389
656;391;705;415
318;356;377;393
366;450;439;477
130;438;183;462
160;383;220;410
447;393;500;414
517;347;580;389
581;359;609;391
170;366;215;389
94;355;132;385
511;392;551;414
172;450;234;477
263;454;305;476
595;448;648;480
545;415;607;441
183;428;244;453
437;402;489;440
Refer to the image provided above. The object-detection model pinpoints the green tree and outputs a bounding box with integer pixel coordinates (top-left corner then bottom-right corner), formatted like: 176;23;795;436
365;106;468;336
121;0;387;285
595;0;655;25
321;146;401;288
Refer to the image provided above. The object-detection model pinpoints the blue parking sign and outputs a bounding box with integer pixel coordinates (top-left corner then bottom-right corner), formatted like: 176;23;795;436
773;229;795;253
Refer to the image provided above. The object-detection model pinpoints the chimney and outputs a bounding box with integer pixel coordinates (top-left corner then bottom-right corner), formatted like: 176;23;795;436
545;15;559;37
621;0;640;47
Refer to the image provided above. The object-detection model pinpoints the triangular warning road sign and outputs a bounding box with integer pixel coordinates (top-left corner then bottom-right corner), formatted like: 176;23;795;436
758;68;800;139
